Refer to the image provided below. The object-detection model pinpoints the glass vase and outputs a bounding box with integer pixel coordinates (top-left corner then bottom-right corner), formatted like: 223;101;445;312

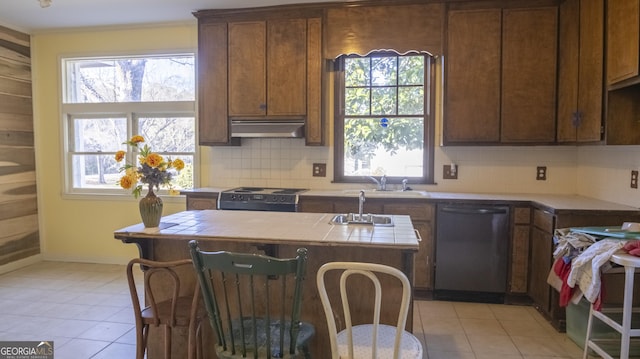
139;187;163;228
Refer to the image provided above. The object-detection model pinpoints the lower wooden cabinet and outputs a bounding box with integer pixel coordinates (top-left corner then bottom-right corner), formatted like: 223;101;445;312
298;196;435;292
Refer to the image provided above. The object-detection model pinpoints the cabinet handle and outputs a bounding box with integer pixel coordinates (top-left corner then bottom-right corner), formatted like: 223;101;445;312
259;103;267;110
414;229;422;242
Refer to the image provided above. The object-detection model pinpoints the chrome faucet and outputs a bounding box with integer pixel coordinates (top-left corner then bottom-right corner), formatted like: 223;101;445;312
358;190;366;220
368;175;387;191
402;178;408;191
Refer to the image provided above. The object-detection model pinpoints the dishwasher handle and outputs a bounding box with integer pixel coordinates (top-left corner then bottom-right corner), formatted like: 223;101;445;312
440;206;508;215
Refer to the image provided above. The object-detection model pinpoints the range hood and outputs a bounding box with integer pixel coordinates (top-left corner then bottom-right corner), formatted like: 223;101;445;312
231;120;305;138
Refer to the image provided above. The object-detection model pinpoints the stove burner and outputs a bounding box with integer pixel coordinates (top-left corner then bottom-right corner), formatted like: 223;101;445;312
233;187;264;192
272;189;301;194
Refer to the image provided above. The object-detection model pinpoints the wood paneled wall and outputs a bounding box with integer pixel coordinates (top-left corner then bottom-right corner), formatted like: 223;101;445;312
0;25;38;265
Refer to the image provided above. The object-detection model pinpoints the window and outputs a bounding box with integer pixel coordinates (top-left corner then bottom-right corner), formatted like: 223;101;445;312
61;54;196;196
334;52;435;184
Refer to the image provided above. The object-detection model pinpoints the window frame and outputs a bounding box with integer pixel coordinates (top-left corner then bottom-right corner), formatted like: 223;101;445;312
60;54;198;198
333;52;436;185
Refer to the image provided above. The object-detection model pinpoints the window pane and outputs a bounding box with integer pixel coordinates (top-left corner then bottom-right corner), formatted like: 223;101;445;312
399;56;425;85
371;57;397;86
345;88;370;116
398;87;424;115
343;118;424;177
65;55;195;103
72;117;127;152
371;87;397;115
71;154;120;189
139;116;196;152
345;58;370;87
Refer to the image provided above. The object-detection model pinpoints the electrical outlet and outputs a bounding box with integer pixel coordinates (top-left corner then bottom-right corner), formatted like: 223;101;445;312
312;163;326;177
632;170;638;189
443;164;458;179
536;166;547;181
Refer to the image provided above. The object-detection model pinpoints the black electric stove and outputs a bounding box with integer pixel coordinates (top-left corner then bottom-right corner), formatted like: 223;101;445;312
217;187;308;212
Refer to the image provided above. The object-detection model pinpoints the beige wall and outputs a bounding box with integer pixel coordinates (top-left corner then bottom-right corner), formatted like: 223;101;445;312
31;24;197;264
28;24;640;266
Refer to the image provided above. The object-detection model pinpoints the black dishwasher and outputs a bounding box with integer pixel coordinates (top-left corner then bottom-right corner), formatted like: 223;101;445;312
434;203;510;303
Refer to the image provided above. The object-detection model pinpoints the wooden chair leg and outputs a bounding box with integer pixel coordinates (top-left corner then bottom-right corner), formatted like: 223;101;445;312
164;326;171;359
136;324;147;359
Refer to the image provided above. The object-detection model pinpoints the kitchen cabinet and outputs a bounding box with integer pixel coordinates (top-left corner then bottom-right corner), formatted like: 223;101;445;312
510;206;531;294
298;196;434;293
444;5;558;145
195;11;323;146
197;22;231;145
228;19;307;117
604;0;640;145
501;7;557;143
184;192;218;210
557;0;604;143
606;0;640;87
444;8;501;143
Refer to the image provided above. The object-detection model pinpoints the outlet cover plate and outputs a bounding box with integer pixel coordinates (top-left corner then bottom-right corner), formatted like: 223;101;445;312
443;164;458;179
312;163;326;177
536;166;547;181
632;170;638;189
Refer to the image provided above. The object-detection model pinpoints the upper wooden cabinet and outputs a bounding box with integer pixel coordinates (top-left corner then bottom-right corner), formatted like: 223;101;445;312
501;7;558;143
444;8;502;143
196;12;324;146
557;0;604;143
606;0;640;87
444;5;558;145
228;19;307;117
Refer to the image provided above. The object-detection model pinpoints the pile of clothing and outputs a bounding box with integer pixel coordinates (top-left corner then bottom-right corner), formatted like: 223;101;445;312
547;228;640;310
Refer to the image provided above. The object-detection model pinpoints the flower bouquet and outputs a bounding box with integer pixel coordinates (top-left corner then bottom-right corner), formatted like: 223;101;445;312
115;135;184;227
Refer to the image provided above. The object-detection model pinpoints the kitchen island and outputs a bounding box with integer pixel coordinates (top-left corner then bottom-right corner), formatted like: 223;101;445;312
114;210;420;359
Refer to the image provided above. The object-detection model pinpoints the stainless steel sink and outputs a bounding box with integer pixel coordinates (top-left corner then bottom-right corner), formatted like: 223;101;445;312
330;213;394;227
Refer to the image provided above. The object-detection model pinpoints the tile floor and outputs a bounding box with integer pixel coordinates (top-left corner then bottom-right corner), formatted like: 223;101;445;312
0;261;603;359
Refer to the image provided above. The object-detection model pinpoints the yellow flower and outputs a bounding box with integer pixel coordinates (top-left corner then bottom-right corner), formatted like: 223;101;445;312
118;174;137;189
146;153;163;168
168;189;180;196
130;135;144;144
115;150;126;162
172;158;185;171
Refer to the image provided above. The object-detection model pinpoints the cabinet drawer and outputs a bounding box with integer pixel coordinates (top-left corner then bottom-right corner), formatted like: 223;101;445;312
533;209;554;233
187;197;218;210
384;203;433;221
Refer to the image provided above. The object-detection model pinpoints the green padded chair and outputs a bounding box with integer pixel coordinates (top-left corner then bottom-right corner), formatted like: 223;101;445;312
188;240;314;359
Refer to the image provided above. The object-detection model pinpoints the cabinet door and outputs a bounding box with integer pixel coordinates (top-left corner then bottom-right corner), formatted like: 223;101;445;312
267;18;307;116
501;7;558;143
228;21;267;116
557;0;604;143
444;9;502;144
198;22;230;145
529;226;553;313
606;0;640;85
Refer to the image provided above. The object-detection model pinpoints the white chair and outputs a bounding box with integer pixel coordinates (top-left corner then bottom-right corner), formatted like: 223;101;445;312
316;262;423;359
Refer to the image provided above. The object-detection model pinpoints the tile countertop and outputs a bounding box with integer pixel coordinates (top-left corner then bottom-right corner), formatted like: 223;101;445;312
182;188;640;213
114;210;420;250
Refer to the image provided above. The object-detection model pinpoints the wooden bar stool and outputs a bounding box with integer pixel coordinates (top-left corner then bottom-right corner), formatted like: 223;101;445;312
583;252;640;359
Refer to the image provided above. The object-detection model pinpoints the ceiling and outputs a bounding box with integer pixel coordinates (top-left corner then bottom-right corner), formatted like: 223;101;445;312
0;0;341;33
